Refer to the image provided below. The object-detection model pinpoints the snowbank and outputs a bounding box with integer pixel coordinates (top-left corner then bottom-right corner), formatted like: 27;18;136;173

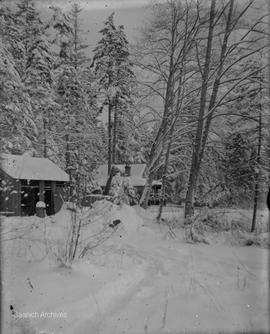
2;202;269;334
1;207;77;264
1;200;155;333
156;206;270;248
1;200;151;265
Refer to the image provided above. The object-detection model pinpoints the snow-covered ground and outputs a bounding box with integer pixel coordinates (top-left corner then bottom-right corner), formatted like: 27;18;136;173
1;202;269;334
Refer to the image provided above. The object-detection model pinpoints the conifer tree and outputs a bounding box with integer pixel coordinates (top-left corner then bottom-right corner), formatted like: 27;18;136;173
92;13;135;176
51;4;104;203
0;3;37;153
11;0;56;157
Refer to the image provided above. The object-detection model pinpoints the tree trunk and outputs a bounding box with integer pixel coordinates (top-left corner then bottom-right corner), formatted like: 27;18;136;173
140;174;154;209
65;133;72;198
157;64;186;222
139;128;163;207
103;166;118;195
184;0;216;218
73;5;78;70
157;137;172;221
65;133;70;175
186;0;261;217
112;102;118;164
140;57;175;208
197;0;234;171
251;178;260;233
251;82;262;232
43;117;47;158
139;7;177;208
107;101;113;176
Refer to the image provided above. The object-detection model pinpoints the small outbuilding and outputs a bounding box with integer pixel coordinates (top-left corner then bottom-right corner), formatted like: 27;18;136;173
95;163;162;204
0;153;69;216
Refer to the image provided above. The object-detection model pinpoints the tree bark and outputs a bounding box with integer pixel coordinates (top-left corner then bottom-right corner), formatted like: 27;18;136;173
139;31;176;208
140;174;154;209
197;0;234;171
65;133;70;175
43;116;47;158
185;0;259;217
184;0;216;218
156;136;172;221
107;101;113;176
157;63;185;221
112;101;118;164
251;79;262;232
73;4;79;69
139;2;184;209
139;126;164;207
103;165;118;195
65;132;72;198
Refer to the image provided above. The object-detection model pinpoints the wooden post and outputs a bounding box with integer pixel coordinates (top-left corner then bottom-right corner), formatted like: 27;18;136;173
17;180;21;216
51;181;56;214
14;179;21;216
39;181;45;202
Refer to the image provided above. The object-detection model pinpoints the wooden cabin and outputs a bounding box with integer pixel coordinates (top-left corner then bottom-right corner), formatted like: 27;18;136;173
95;164;162;205
0;153;69;216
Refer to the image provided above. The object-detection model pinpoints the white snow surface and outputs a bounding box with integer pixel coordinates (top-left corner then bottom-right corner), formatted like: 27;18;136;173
0;153;69;181
2;201;269;334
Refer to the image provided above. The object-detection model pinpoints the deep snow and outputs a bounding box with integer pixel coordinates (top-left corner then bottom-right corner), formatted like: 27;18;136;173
1;202;269;334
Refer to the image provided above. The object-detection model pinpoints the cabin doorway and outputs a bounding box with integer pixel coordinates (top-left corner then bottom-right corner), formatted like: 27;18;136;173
21;186;39;216
44;189;54;215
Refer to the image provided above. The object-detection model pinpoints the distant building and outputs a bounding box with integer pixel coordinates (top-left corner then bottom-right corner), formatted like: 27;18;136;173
95;163;162;205
0;153;69;216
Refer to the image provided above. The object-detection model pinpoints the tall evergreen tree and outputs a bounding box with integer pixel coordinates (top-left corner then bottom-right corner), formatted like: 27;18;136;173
222;132;256;205
0;3;37;153
92;13;135;176
2;0;57;156
51;4;104;203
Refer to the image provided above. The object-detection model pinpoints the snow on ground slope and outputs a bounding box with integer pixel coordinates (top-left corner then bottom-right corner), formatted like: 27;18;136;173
1;202;269;334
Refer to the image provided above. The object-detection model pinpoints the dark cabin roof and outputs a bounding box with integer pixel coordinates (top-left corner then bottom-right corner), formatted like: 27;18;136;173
0;153;69;182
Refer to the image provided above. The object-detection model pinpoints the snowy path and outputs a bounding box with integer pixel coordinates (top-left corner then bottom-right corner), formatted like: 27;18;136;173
40;234;268;334
95;241;269;334
2;206;269;334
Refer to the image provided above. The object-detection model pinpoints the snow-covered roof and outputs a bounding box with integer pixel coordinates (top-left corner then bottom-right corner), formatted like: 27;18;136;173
95;164;161;187
97;164;146;179
0;153;69;182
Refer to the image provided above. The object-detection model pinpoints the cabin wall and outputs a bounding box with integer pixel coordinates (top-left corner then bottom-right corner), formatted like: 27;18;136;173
21;180;40;216
0;170;21;215
0;169;68;216
20;180;66;216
